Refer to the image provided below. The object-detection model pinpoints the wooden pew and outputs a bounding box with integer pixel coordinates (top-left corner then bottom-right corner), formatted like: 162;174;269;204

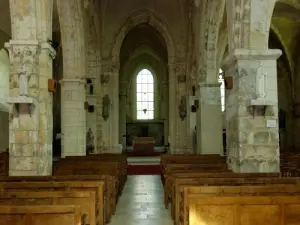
0;180;105;225
164;172;280;208
53;161;122;198
187;185;300;225
160;154;226;183
0;191;96;225
280;153;300;175
0;205;86;225
0;174;116;222
62;154;127;191
172;177;300;225
0;152;8;176
65;153;128;184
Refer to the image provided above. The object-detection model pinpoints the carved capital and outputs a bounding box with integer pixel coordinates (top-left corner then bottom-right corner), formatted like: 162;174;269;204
5;40;39;64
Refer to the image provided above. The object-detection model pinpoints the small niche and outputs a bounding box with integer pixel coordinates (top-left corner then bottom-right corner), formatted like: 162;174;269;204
88;105;95;113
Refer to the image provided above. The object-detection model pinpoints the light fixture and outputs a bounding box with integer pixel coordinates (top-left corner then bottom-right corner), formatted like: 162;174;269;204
143;109;147;114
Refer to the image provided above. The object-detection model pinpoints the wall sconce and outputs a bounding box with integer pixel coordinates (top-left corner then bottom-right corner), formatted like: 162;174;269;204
48;79;57;92
102;94;110;121
178;96;187;121
100;74;109;84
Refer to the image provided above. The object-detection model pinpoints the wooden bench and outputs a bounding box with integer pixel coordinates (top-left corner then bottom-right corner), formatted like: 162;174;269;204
0;174;116;223
187;185;300;225
0;191;96;225
0;180;105;225
164;172;281;208
0;205;86;225
64;154;127;188
172;177;300;225
53;161;122;198
160;154;226;183
0;152;8;176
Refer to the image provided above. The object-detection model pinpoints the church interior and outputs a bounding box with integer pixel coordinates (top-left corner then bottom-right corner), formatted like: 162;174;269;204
0;0;300;224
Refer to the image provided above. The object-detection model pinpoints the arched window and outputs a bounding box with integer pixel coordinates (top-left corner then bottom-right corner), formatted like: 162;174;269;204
136;69;154;120
219;69;225;112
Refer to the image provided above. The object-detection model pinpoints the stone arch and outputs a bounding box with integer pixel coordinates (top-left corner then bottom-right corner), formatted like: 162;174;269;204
270;24;293;84
112;10;175;64
277;0;300;10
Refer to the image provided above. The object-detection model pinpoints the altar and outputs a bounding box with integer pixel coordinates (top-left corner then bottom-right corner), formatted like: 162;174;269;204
132;137;155;156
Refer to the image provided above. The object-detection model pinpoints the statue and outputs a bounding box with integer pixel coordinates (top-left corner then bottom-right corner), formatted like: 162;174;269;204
86;128;94;155
102;94;110;121
178;97;187;121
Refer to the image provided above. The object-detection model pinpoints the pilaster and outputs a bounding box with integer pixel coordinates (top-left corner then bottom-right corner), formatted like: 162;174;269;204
99;61;120;153
222;48;282;172
197;83;223;155
6;40;55;176
60;78;86;157
168;62;189;153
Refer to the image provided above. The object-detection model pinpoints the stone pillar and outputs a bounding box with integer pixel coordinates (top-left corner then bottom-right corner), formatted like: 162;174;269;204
56;0;86;157
163;81;169;146
168;64;176;152
186;96;197;152
60;79;86;157
7;0;55;176
100;62;120;153
197;83;223;155
119;80;127;150
222;49;281;172
6;41;55;176
168;62;188;153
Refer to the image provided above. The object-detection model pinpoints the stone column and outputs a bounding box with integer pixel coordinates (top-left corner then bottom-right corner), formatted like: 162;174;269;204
7;0;55;176
100;62;120;153
186;96;197;153
110;69;120;152
163;81;169;146
197;83;223;155
168;62;189;153
119;80;127;150
168;63;177;152
60;79;86;157
222;49;281;172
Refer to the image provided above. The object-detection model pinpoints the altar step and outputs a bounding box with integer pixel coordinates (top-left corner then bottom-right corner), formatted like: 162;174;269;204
127;156;160;165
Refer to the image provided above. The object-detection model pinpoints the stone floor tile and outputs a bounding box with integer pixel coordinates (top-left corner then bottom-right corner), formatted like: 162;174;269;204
108;175;173;225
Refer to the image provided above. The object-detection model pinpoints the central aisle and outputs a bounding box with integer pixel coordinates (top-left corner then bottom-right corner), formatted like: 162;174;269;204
109;175;173;225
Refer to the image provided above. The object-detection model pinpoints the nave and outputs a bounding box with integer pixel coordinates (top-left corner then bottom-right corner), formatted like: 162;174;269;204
109;175;173;225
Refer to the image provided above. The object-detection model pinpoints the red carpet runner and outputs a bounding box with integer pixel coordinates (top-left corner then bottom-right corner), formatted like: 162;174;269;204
127;164;162;175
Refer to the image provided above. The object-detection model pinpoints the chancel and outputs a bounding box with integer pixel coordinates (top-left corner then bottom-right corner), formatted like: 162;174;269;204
0;0;300;225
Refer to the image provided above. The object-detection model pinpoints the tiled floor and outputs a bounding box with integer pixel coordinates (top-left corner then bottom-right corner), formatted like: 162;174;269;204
109;175;173;225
